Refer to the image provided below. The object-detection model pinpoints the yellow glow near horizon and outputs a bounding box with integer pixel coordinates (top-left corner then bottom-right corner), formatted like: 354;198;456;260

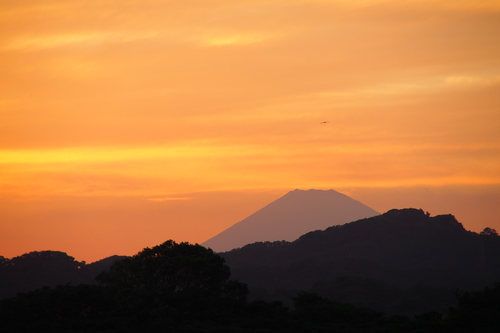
0;144;269;165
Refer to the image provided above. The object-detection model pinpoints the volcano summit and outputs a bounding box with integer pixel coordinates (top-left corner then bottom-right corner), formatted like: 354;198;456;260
202;189;379;252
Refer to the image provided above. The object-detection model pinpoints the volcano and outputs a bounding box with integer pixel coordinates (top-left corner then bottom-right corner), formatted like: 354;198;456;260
202;189;379;252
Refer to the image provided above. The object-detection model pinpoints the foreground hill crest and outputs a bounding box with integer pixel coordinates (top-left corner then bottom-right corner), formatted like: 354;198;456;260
219;208;500;314
202;189;380;252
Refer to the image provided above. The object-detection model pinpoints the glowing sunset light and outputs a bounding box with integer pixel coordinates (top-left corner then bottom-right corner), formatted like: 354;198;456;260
1;0;499;262
0;143;269;164
201;31;279;46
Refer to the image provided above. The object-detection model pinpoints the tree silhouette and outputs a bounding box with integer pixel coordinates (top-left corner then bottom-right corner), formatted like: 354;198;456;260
96;240;247;305
0;251;86;299
480;227;499;236
447;283;500;332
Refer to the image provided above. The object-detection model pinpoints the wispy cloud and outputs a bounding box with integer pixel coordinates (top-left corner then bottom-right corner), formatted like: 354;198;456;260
2;31;162;51
147;197;193;202
199;31;284;46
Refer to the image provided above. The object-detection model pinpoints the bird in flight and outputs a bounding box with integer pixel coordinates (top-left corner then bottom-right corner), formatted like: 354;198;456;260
320;121;330;124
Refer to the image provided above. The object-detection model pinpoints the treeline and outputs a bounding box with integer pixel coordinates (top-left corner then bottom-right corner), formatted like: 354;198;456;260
1;240;500;332
0;251;128;299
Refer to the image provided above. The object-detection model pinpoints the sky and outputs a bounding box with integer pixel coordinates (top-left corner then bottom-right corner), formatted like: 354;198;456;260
1;0;499;263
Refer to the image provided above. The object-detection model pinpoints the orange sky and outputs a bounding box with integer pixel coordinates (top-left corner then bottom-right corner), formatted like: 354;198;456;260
1;0;499;262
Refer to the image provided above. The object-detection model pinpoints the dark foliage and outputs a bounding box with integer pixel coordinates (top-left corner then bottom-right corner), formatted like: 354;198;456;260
222;208;500;314
1;238;500;332
310;276;456;315
0;251;86;299
96;240;248;308
480;227;499;236
0;240;248;332
2;208;500;331
0;251;127;300
447;283;500;333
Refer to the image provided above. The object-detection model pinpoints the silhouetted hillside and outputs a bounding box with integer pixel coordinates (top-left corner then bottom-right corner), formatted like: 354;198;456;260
84;255;130;279
3;240;463;333
2;208;499;316
222;208;500;314
3;239;500;332
0;251;127;299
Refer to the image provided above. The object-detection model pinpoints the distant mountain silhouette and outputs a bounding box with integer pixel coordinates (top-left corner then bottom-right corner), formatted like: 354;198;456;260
221;208;500;314
0;251;127;299
202;189;380;252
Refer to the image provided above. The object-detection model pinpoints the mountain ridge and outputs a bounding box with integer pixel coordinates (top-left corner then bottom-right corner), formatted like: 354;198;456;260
2;208;499;315
220;208;500;313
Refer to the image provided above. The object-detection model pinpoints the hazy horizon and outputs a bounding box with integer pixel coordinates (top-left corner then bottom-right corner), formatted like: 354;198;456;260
2;187;499;262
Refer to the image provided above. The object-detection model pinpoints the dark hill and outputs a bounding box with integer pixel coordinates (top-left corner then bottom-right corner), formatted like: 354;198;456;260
222;208;500;314
0;251;127;299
